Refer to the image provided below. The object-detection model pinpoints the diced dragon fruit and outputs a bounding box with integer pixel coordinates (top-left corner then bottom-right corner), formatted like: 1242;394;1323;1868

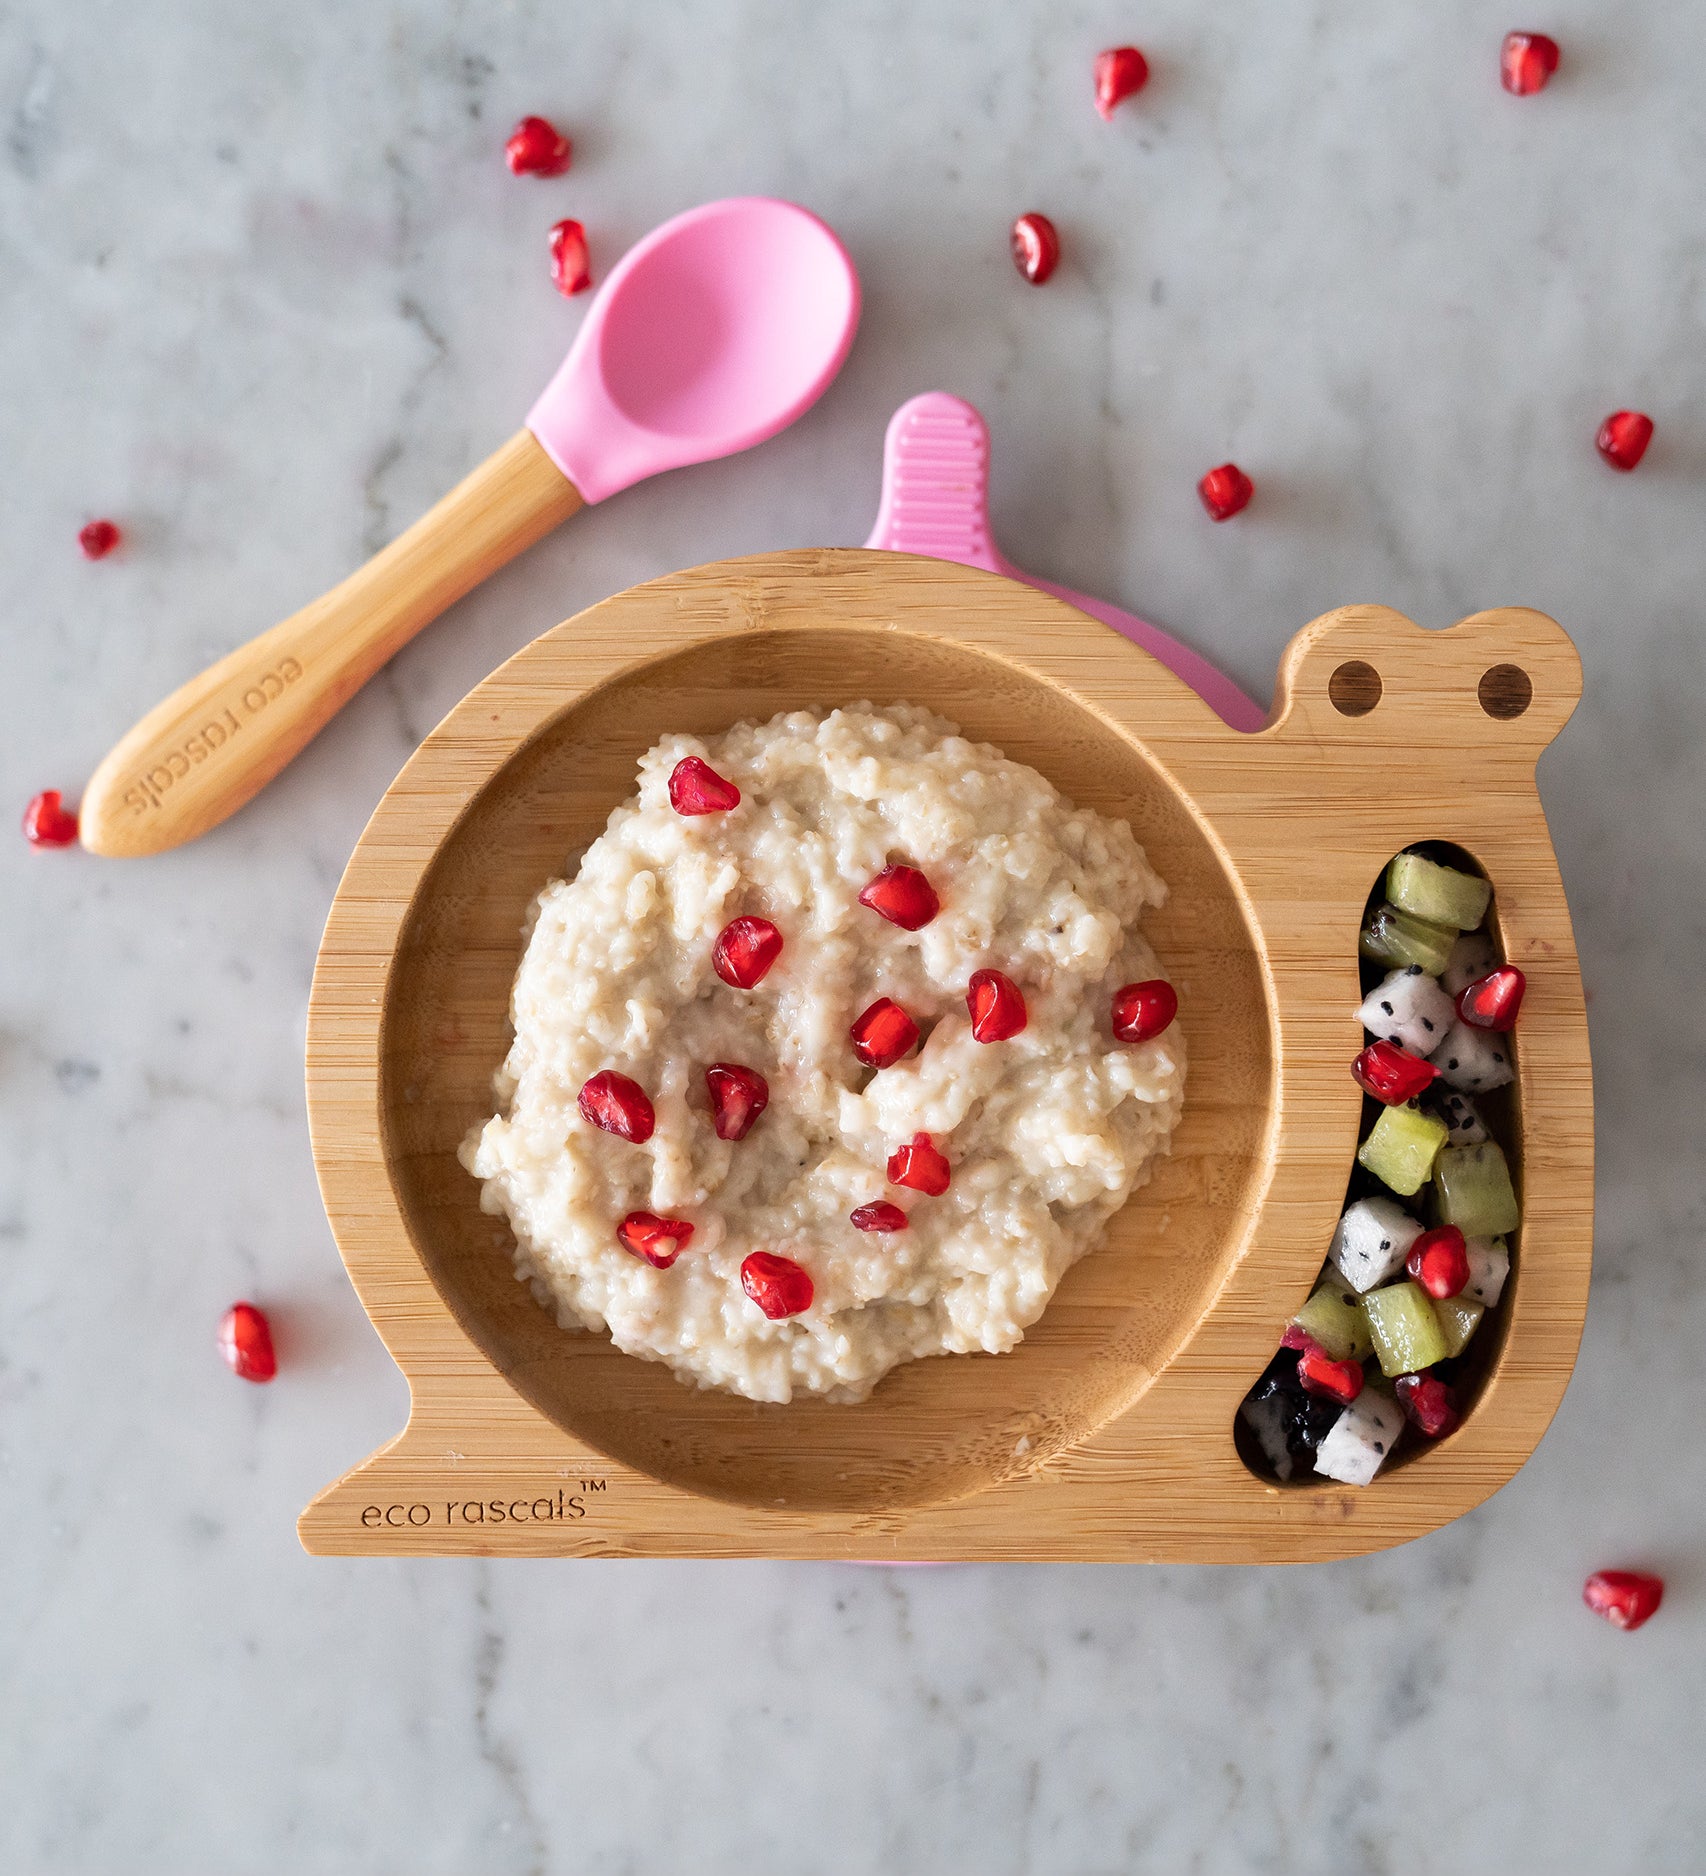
1462;1235;1511;1307
1358;966;1457;1056
1429;1020;1514;1093
1435;1089;1489;1145
1240;1350;1342;1481
1442;929;1499;996
1240;1392;1296;1480
1328;1196;1425;1293
1314;1387;1406;1486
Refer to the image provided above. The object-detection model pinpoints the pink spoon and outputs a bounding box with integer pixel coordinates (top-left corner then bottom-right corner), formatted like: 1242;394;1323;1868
863;392;1267;731
82;196;861;856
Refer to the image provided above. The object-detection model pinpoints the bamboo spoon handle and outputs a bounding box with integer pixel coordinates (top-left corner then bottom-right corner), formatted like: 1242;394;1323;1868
79;430;584;858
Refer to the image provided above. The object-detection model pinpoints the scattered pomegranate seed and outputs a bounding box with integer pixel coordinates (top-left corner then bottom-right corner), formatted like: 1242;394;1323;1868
706;1062;769;1141
1596;410;1654;472
888;1132;951;1196
218;1302;277;1383
1094;46;1150;118
1297;1342;1364;1406
1197;463;1254;521
1280;1322;1314;1352
1582;1568;1665;1631
78;518;121;560
578;1069;655;1143
1500;31;1560;96
858;863;940;930
668;755;741;815
967;969;1027;1043
1353;1038;1440;1105
1011;212;1060;285
1111;979;1178;1043
548;218;593;297
1396;1370;1461;1439
1456;965;1526;1032
850;997;920;1068
850;1200;910;1232
1406;1226;1471;1301
617;1211;695;1268
504;114;573;177
713;916;783;989
741;1250;814;1319
22;789;79;848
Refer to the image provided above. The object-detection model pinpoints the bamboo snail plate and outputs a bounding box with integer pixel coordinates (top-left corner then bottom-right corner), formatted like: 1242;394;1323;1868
299;549;1591;1561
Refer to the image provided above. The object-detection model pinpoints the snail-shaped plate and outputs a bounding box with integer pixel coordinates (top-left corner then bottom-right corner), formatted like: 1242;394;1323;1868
299;550;1590;1560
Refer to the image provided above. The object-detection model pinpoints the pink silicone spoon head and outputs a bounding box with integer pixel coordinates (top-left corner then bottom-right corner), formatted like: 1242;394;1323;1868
864;392;1267;732
527;198;860;503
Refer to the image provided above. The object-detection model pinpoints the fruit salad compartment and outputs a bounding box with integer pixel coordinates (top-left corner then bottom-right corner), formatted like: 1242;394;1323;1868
1236;845;1526;1489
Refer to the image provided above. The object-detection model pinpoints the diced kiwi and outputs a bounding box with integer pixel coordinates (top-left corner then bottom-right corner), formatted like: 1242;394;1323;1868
1386;853;1493;932
1357;1102;1449;1196
1433;1292;1486;1359
1364;1281;1451;1378
1293;1280;1375;1363
1433;1141;1520;1237
1359;903;1458;975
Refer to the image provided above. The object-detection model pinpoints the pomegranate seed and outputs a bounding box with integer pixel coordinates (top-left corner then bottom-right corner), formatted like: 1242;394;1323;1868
22;789;79;848
967;968;1027;1043
218;1301;277;1383
713;916;783;989
858;863;940;930
1406;1225;1471;1301
504;114;572;177
1297;1342;1364;1406
617;1211;695;1268
850;1200;909;1232
1396;1370;1461;1438
850;997;920;1068
1094;46;1150;119
1582;1568;1665;1631
1500;31;1560;96
1353;1038;1440;1105
1198;463;1254;521
548;218;592;297
888;1132;950;1195
668;755;741;815
705;1062;769;1141
1596;410;1654;472
578;1069;655;1143
1111;979;1178;1043
78;518;121;560
1457;965;1526;1032
741;1250;814;1319
1011;212;1060;285
1280;1322;1314;1352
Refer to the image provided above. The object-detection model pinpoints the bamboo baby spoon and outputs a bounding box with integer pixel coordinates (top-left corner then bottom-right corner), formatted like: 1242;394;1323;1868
79;198;860;857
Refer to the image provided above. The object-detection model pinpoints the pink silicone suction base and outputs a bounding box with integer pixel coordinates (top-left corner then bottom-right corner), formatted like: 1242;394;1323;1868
863;392;1267;732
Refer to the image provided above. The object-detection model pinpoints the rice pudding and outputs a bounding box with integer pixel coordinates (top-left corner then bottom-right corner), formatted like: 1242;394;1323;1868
462;703;1185;1403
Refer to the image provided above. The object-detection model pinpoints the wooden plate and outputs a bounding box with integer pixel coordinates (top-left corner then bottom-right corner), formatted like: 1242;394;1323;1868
299;550;1591;1561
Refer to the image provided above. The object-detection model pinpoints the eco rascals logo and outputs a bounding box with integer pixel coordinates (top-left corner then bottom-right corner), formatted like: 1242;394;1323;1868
359;1481;603;1529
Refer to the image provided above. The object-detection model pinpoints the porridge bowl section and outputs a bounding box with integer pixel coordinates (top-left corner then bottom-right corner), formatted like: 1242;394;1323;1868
366;620;1267;1514
301;551;1590;1560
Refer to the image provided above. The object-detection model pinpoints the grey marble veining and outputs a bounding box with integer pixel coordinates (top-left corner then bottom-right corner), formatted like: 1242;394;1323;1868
3;1;1703;1869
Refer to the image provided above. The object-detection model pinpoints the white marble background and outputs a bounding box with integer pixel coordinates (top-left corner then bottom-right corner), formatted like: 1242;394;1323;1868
3;0;1703;1869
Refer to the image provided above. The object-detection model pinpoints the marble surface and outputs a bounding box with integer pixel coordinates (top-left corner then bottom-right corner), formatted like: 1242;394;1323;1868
4;0;1703;1868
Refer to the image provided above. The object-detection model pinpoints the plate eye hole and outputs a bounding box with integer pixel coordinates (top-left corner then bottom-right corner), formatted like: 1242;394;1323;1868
1328;660;1382;716
1478;663;1533;720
